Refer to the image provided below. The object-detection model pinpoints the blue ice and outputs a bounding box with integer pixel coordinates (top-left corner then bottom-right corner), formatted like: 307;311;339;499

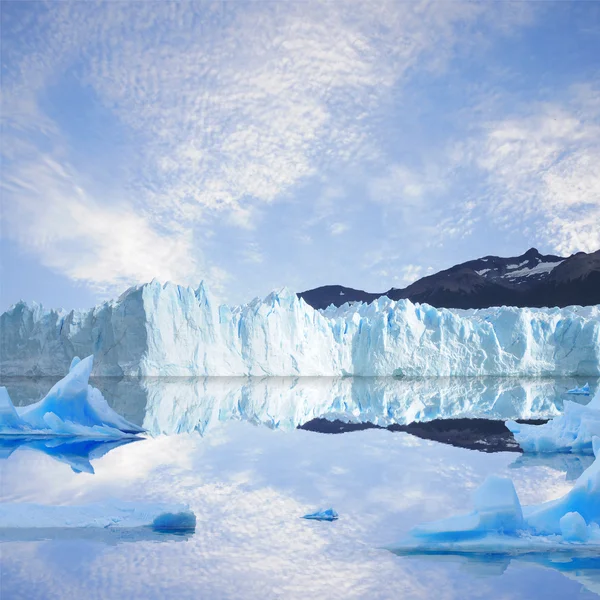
391;438;600;555
302;508;339;521
567;383;590;395
0;356;144;438
507;388;600;454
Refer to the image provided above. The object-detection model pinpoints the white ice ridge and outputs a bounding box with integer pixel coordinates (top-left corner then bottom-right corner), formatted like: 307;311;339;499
0;500;196;531
507;388;600;454
2;280;599;376
391;437;600;555
0;356;144;437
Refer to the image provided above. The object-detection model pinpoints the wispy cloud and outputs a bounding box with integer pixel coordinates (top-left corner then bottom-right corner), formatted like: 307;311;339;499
1;153;201;296
463;85;600;254
0;1;547;300
330;222;349;236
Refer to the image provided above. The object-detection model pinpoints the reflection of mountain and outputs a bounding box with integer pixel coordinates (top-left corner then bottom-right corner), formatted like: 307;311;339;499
300;417;545;453
0;436;141;474
3;376;594;437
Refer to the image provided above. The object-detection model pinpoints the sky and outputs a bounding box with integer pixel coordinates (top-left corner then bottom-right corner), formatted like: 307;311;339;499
1;1;599;311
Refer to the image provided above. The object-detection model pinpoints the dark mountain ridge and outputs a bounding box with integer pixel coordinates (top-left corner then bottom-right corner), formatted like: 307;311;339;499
299;248;600;310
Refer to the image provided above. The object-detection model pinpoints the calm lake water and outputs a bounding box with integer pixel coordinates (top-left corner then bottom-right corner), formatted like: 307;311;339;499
1;377;599;599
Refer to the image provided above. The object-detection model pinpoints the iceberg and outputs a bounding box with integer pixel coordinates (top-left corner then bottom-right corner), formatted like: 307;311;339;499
391;437;600;555
0;356;144;438
302;508;339;521
567;382;590;395
506;388;600;454
2;281;599;377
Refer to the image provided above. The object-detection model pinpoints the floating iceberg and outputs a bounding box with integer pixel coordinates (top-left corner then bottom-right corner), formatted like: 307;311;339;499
506;388;600;454
0;500;196;532
2;281;599;376
302;508;339;522
391;438;600;555
567;382;590;395
0;356;144;438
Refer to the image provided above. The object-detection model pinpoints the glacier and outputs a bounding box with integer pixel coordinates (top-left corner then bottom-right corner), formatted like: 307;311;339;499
0;355;144;437
391;437;600;555
2;280;599;377
506;388;600;454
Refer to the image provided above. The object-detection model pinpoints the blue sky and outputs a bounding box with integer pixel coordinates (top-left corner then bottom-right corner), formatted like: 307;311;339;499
1;1;599;310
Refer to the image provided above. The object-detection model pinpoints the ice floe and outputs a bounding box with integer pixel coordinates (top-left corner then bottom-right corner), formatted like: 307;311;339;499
506;388;600;454
391;437;600;555
0;500;196;532
567;382;590;395
302;508;339;521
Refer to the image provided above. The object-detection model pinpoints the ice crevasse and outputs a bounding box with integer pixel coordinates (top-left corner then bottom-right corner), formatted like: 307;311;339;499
2;280;599;376
0;356;144;437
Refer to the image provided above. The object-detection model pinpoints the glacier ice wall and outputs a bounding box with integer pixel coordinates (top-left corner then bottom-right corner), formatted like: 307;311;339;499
2;281;599;377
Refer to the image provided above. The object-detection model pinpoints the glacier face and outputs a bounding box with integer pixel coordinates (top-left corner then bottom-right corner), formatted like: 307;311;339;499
2;281;599;377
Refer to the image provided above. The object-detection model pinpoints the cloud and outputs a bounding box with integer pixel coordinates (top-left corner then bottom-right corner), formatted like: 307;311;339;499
242;243;264;264
1;153;202;296
1;1;542;296
368;164;445;205
330;222;349;236
466;86;600;254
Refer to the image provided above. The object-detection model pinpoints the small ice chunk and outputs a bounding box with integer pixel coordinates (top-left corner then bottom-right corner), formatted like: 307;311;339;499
560;512;589;542
568;383;591;396
302;508;338;521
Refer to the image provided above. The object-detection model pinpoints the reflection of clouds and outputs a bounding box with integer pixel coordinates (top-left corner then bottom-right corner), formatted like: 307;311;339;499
1;422;590;598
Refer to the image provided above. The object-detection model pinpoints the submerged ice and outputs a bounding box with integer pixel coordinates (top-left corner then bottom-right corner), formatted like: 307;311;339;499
2;281;599;376
0;356;144;438
507;388;600;454
392;437;600;555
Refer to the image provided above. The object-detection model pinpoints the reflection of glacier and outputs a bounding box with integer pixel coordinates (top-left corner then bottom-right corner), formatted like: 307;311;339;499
2;282;600;376
3;376;595;436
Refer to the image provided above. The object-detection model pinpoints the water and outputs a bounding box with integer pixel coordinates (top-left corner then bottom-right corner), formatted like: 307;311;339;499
1;377;599;599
